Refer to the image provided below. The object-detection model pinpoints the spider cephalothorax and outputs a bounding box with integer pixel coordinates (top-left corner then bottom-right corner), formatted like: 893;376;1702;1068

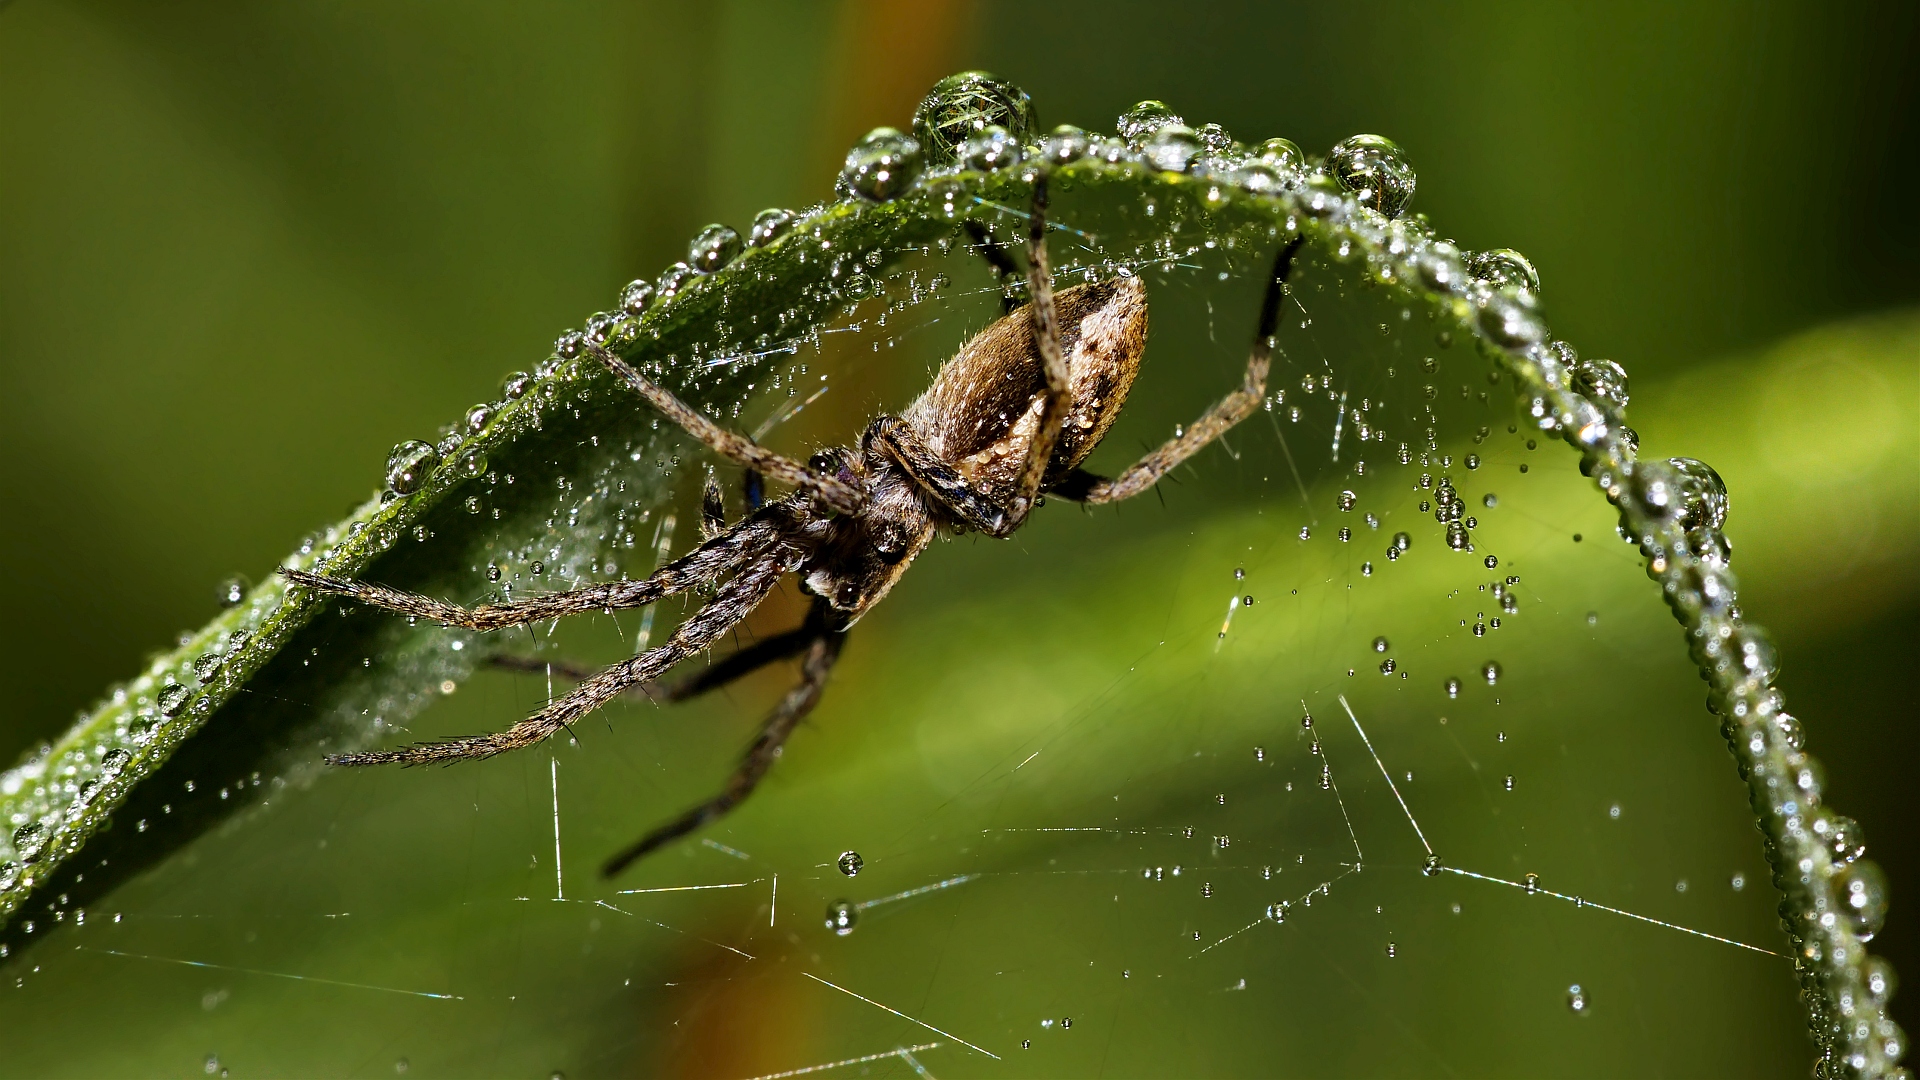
285;174;1299;874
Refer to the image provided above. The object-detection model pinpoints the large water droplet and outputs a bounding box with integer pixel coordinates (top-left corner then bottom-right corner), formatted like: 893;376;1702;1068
837;851;864;877
385;440;439;495
1835;859;1889;940
465;404;496;436
1572;357;1630;413
1257;137;1304;173
825;900;858;935
839;128;924;202
1143;124;1200;172
960;124;1023;171
1329;134;1415;219
688;224;742;274
748;208;795;248
12;821;48;863
1468;249;1540;291
1815;813;1868;864
1666;457;1728;534
158;683;193;716
617;279;654;315
1479;287;1547;348
656;262;697;303
913;72;1036;168
1117;100;1183;148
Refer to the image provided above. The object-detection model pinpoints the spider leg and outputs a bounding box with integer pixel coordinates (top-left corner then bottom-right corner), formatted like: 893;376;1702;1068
867;415;1012;534
586;343;864;515
602;599;846;876
280;508;782;631
488;618;817;704
1052;234;1302;505
1003;169;1074;532
328;544;803;767
699;465;727;540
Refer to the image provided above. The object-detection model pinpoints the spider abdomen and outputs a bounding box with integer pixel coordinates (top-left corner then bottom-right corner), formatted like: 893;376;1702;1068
901;276;1147;501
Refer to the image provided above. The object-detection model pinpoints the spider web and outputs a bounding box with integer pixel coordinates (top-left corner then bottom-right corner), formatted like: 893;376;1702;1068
2;192;1806;1077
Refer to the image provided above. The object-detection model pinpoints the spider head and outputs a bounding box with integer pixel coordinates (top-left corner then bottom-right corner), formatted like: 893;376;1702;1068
800;446;935;626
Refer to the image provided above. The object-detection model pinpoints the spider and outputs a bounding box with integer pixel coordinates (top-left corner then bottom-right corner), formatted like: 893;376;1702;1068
284;174;1301;876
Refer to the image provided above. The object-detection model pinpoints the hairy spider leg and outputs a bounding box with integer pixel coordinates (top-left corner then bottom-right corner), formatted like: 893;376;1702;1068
1053;233;1303;504
1004;168;1075;530
867;415;1012;535
587;343;864;515
328;544;805;767
602;598;846;876
698;465;728;540
489;618;818;704
279;507;786;632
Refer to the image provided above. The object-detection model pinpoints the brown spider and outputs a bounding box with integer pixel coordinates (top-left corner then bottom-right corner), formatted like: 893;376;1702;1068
283;175;1300;876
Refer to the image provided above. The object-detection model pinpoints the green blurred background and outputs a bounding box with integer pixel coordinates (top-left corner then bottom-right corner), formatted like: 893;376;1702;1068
1;0;1916;1069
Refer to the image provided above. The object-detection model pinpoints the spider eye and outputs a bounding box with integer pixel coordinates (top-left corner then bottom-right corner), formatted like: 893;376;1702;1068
835;582;861;607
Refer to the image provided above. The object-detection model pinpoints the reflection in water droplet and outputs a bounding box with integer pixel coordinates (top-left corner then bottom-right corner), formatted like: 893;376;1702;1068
158;684;192;717
1572;357;1631;413
1423;854;1441;876
748;208;795;248
1338;490;1357;512
825;900;857;935
1468;248;1540;291
1329;134;1416;219
1257;137;1304;173
1379;658;1397;674
688;224;742;274
1835;860;1889;940
840;128;924;202
385;440;438;495
1117;100;1183;148
913;72;1036;167
837;851;864;877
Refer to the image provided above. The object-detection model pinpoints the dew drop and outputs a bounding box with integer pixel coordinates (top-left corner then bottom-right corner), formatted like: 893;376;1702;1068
1468;249;1540;291
1567;984;1590;1015
1835;860;1889;940
912;71;1036;167
1482;661;1502;684
1116;100;1183;148
1373;636;1390;652
1444;677;1461;699
839;128;924;202
464;404;496;435
837;851;864;877
1422;854;1441;876
1572;357;1630;413
1256;137;1304;172
688;224;743;274
748;208;795;248
825;900;858;936
385;440;438;495
12;821;49;863
1379;658;1397;674
158;684;192;717
1523;871;1539;893
1337;490;1357;512
502;371;532;399
617;280;654;316
1328;134;1415;219
1143;124;1200;172
1504;775;1516;792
